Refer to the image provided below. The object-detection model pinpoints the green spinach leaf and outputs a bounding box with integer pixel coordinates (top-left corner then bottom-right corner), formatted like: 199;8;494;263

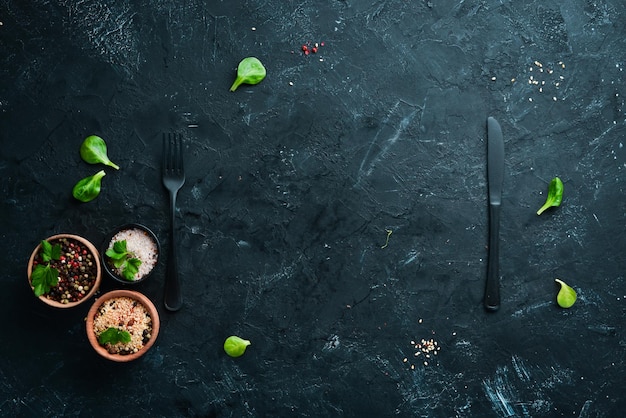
229;57;266;92
555;279;577;308
537;177;564;215
72;170;106;203
223;335;251;357
80;135;119;169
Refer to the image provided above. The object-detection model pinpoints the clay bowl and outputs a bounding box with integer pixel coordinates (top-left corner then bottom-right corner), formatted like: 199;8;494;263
101;223;160;285
27;234;102;308
86;290;160;362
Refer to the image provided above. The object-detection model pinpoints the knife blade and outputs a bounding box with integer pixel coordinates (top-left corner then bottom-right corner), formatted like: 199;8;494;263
484;116;504;311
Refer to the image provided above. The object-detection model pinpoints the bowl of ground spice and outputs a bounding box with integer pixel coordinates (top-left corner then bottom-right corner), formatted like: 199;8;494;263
86;290;160;362
102;224;160;284
27;234;102;308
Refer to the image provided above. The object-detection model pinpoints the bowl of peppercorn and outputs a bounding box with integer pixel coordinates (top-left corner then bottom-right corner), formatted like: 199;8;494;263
27;234;102;308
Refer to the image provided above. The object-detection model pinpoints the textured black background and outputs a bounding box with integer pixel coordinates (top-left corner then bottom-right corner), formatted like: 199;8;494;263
1;1;625;416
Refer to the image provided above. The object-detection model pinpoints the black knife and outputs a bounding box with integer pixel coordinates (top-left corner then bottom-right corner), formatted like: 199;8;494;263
484;116;504;311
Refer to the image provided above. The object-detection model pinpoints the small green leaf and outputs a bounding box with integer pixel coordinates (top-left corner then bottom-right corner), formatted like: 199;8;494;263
31;264;59;297
105;248;126;260
80;135;120;169
40;240;52;262
72;170;106;203
224;335;251;357
113;240;127;254
537;177;564;215
122;258;141;281
50;243;61;261
98;327;132;345
229;57;266;92
555;279;577;308
113;258;126;269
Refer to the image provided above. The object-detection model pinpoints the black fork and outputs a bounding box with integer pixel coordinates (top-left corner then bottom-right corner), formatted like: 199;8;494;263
162;133;186;311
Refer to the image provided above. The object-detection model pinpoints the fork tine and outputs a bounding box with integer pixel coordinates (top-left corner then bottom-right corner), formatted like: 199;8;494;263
162;133;185;172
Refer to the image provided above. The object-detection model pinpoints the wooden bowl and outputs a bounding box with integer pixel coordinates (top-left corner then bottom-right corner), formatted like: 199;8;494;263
27;234;102;308
86;290;160;362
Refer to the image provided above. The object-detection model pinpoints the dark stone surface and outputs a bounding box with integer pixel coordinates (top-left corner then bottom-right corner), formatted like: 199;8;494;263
1;0;625;416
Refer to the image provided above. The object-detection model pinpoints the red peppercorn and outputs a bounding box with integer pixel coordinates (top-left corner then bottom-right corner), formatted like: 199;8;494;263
312;47;318;53
302;45;308;51
304;50;310;55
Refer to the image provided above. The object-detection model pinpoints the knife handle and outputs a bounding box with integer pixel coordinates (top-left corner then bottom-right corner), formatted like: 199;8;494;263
484;204;501;311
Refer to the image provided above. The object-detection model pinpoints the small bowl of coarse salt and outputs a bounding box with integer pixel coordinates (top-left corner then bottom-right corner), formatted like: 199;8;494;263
86;289;160;362
102;224;160;284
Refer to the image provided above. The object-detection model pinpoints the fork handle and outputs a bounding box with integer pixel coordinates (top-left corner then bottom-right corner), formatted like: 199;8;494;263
164;191;183;311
